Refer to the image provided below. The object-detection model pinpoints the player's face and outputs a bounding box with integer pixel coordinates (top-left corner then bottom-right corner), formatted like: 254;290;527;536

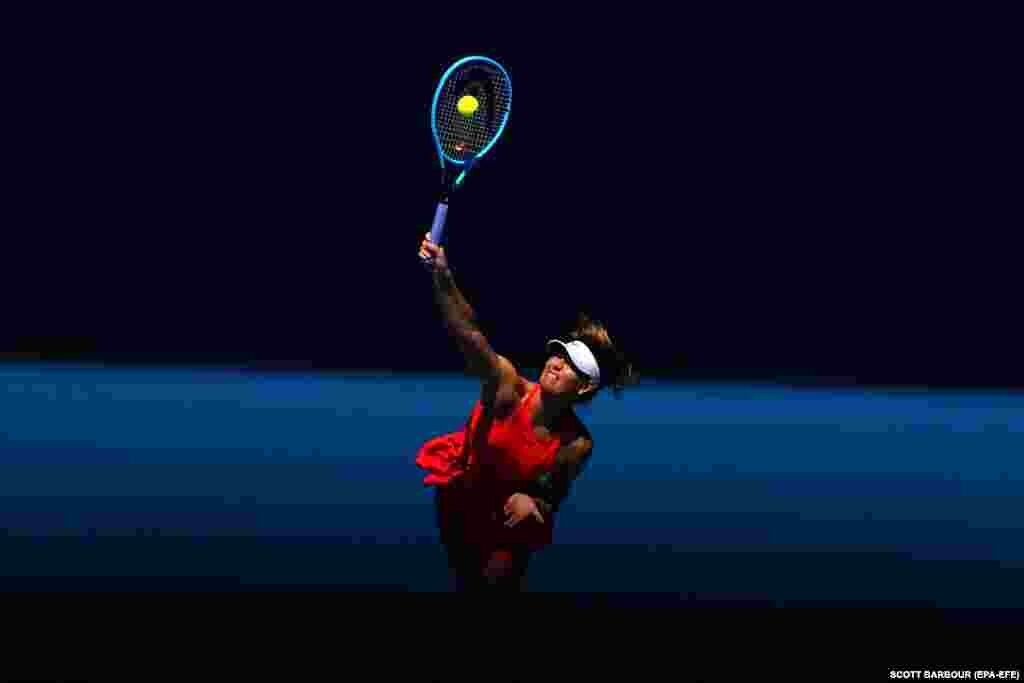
539;352;587;397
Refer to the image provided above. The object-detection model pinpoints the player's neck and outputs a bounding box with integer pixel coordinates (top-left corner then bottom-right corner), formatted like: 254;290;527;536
533;387;572;429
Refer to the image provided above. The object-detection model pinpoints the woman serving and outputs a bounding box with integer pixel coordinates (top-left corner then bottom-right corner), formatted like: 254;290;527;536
416;232;635;592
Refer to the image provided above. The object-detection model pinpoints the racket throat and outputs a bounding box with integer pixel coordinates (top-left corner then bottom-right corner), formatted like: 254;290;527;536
446;156;476;191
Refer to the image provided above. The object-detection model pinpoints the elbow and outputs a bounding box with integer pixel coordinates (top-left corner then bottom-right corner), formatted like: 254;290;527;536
443;319;475;344
452;329;499;379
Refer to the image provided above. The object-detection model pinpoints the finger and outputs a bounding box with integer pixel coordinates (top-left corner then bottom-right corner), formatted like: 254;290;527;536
532;509;545;524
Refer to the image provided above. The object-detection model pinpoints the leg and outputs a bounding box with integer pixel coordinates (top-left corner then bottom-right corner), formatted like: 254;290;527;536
435;487;475;591
434;487;532;592
446;542;486;592
443;544;531;593
482;548;532;592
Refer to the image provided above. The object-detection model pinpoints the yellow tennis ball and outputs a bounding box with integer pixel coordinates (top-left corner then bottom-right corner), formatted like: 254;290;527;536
457;95;479;117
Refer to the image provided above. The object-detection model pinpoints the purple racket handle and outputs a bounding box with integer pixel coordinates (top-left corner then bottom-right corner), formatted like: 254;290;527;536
421;200;448;268
430;201;448;245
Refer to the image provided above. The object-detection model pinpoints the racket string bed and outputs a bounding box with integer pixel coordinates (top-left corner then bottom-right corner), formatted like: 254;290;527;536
435;65;510;163
438;80;488;160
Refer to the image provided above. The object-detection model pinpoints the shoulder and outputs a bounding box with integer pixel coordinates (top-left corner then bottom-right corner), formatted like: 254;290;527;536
552;425;593;474
560;414;593;459
482;357;529;414
565;410;592;446
489;355;524;391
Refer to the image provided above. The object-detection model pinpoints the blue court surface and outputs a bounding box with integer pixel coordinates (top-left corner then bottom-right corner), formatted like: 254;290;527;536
2;363;1022;604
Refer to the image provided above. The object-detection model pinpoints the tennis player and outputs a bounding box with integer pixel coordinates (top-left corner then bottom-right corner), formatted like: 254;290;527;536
416;233;635;592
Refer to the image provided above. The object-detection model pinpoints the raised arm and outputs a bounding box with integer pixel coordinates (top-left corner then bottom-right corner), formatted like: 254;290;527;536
420;233;509;385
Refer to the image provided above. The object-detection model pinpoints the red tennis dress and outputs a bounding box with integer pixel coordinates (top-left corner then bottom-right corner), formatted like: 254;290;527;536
415;382;581;553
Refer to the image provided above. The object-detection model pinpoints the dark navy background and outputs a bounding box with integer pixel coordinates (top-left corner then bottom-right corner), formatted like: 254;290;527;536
3;7;1021;602
7;6;1018;386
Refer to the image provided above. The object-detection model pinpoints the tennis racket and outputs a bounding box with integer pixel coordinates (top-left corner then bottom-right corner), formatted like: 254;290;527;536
421;55;512;266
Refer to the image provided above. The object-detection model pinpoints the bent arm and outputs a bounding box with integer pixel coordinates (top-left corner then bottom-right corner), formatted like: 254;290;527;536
527;435;594;517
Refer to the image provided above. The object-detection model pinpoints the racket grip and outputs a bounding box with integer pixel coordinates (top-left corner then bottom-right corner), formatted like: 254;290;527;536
429;201;448;245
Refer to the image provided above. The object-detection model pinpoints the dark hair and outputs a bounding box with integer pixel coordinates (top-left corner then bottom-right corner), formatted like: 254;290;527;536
565;312;637;404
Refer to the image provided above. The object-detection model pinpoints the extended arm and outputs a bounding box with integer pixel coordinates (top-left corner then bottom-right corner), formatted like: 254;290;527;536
421;233;511;384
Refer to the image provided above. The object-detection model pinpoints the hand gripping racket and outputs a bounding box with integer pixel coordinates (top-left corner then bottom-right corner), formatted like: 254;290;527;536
422;56;512;266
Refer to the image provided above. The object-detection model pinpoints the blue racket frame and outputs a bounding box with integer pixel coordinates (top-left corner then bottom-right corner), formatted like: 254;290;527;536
426;56;511;251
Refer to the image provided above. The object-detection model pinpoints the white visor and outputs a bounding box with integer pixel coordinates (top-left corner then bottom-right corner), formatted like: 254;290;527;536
546;339;601;386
